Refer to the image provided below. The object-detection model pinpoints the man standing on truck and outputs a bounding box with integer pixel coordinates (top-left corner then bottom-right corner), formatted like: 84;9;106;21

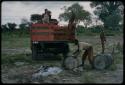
48;10;51;21
42;9;50;23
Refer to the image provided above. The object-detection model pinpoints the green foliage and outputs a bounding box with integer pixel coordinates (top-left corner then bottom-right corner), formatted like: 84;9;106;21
89;25;103;33
1;54;33;65
2;29;29;37
76;25;85;34
1;53;44;65
2;31;30;49
19;24;28;30
30;14;42;23
104;29;122;36
90;1;123;30
76;25;103;35
2;23;17;32
7;23;17;31
105;12;122;30
1;24;9;32
59;3;91;25
76;25;122;36
19;18;30;30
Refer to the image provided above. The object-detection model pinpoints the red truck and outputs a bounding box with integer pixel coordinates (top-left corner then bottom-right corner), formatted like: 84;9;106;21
30;23;76;60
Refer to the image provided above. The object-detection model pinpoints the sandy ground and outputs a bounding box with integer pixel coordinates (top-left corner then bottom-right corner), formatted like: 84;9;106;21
1;35;123;84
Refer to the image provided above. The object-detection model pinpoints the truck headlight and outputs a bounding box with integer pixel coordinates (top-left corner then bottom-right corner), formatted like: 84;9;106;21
32;41;38;44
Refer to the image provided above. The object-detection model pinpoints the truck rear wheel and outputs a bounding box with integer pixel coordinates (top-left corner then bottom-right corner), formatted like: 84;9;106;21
32;44;38;60
32;42;69;60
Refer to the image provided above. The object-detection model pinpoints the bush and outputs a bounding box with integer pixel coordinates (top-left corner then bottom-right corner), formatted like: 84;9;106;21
76;25;123;36
104;30;121;36
90;25;103;33
1;54;33;65
76;25;85;35
2;29;30;38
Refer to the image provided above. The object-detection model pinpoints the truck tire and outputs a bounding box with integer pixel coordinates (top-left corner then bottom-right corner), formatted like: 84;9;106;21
62;43;69;57
32;44;38;60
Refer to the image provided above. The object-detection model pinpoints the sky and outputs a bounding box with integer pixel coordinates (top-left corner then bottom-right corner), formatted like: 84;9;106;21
2;1;98;26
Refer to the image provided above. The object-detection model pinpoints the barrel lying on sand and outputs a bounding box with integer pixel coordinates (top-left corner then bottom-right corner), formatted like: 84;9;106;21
93;53;113;70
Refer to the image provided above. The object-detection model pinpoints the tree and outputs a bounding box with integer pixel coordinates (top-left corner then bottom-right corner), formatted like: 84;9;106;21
20;18;30;30
83;15;92;28
19;24;27;29
90;1;123;30
1;24;9;32
105;13;122;30
21;18;29;24
30;14;42;23
7;23;17;31
59;3;92;26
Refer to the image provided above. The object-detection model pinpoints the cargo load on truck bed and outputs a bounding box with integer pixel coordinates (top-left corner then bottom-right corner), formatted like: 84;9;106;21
30;23;75;42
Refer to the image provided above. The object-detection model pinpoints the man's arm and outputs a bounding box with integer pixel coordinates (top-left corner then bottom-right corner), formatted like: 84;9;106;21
73;39;80;56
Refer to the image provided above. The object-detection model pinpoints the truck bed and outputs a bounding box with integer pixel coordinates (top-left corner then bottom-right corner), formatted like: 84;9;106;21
30;23;75;42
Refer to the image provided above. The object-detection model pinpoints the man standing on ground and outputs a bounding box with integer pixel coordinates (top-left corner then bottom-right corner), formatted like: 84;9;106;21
100;28;106;54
